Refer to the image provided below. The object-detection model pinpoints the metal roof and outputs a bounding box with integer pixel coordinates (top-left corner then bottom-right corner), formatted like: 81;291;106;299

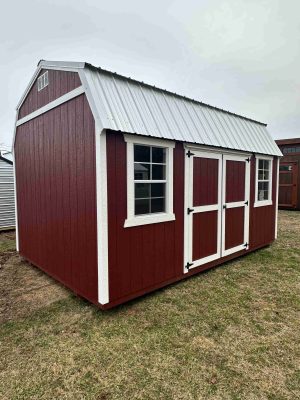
82;64;281;156
28;60;282;156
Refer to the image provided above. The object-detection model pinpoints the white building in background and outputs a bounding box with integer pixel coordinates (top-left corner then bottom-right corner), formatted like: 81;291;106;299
0;150;15;230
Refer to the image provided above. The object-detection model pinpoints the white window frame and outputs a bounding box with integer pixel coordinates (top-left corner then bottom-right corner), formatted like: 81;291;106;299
124;134;175;228
37;71;49;91
254;155;273;208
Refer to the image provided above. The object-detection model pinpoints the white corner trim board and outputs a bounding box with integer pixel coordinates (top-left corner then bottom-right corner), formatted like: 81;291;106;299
254;154;273;208
16;86;85;127
275;157;280;239
96;128;109;305
12;112;19;252
79;70;109;305
123;134;175;228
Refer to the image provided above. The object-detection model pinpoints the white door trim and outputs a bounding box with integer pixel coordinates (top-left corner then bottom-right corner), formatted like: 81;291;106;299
184;143;252;157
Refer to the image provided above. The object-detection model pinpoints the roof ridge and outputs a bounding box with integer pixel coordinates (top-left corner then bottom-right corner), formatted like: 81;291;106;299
84;62;267;127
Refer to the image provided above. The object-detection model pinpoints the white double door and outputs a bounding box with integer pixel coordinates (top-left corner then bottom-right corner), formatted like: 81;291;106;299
184;149;250;272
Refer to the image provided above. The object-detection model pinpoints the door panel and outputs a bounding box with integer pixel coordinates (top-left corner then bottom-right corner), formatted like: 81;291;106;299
225;207;245;250
225;161;245;203
222;155;250;257
193;157;219;206
278;163;298;208
192;211;218;261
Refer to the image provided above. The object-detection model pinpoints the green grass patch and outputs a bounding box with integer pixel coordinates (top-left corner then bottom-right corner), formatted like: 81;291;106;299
0;211;299;399
0;235;15;253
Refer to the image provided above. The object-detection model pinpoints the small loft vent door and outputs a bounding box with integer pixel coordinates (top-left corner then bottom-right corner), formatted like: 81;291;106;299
184;149;250;272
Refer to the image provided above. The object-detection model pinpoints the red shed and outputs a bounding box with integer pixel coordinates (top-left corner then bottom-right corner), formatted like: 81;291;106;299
276;138;300;210
13;60;282;309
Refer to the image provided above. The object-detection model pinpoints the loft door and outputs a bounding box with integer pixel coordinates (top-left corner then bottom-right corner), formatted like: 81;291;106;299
185;150;222;270
222;155;250;257
278;162;298;208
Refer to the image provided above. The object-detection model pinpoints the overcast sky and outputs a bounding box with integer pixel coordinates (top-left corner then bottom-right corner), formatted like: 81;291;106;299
1;0;299;148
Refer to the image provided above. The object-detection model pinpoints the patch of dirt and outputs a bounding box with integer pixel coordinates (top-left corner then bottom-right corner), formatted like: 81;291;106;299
0;232;69;324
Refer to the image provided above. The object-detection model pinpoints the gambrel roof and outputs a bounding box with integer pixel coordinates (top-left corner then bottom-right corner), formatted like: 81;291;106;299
18;60;282;156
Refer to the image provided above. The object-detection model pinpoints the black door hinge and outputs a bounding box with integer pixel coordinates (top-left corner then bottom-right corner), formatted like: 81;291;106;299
244;242;248;248
185;262;194;270
187;207;194;215
223;204;227;209
186;150;195;158
245;200;248;206
245;157;250;162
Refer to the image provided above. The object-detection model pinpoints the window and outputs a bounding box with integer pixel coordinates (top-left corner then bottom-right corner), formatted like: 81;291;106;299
279;165;292;171
281;146;300;154
37;71;49;91
254;156;273;207
134;145;166;215
124;135;175;227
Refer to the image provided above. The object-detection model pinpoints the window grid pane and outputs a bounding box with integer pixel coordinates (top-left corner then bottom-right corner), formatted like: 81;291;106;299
133;144;167;216
257;159;271;202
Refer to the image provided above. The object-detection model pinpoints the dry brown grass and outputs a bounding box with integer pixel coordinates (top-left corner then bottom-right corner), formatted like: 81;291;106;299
0;211;299;399
0;232;69;324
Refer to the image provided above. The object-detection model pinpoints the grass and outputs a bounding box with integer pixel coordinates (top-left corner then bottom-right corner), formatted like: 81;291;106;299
0;211;299;399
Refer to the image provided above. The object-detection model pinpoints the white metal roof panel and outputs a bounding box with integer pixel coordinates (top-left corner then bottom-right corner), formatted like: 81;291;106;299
82;66;281;156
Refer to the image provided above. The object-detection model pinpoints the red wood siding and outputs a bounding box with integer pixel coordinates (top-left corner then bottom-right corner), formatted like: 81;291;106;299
19;69;81;119
15;94;98;304
106;133;278;308
106;131;184;303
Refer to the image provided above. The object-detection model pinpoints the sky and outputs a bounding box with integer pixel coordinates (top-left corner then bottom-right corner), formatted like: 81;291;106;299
1;0;299;148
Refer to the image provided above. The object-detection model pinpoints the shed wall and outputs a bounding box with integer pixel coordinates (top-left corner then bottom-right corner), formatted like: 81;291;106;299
19;69;81;119
15;94;98;303
0;158;15;230
106;131;278;307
